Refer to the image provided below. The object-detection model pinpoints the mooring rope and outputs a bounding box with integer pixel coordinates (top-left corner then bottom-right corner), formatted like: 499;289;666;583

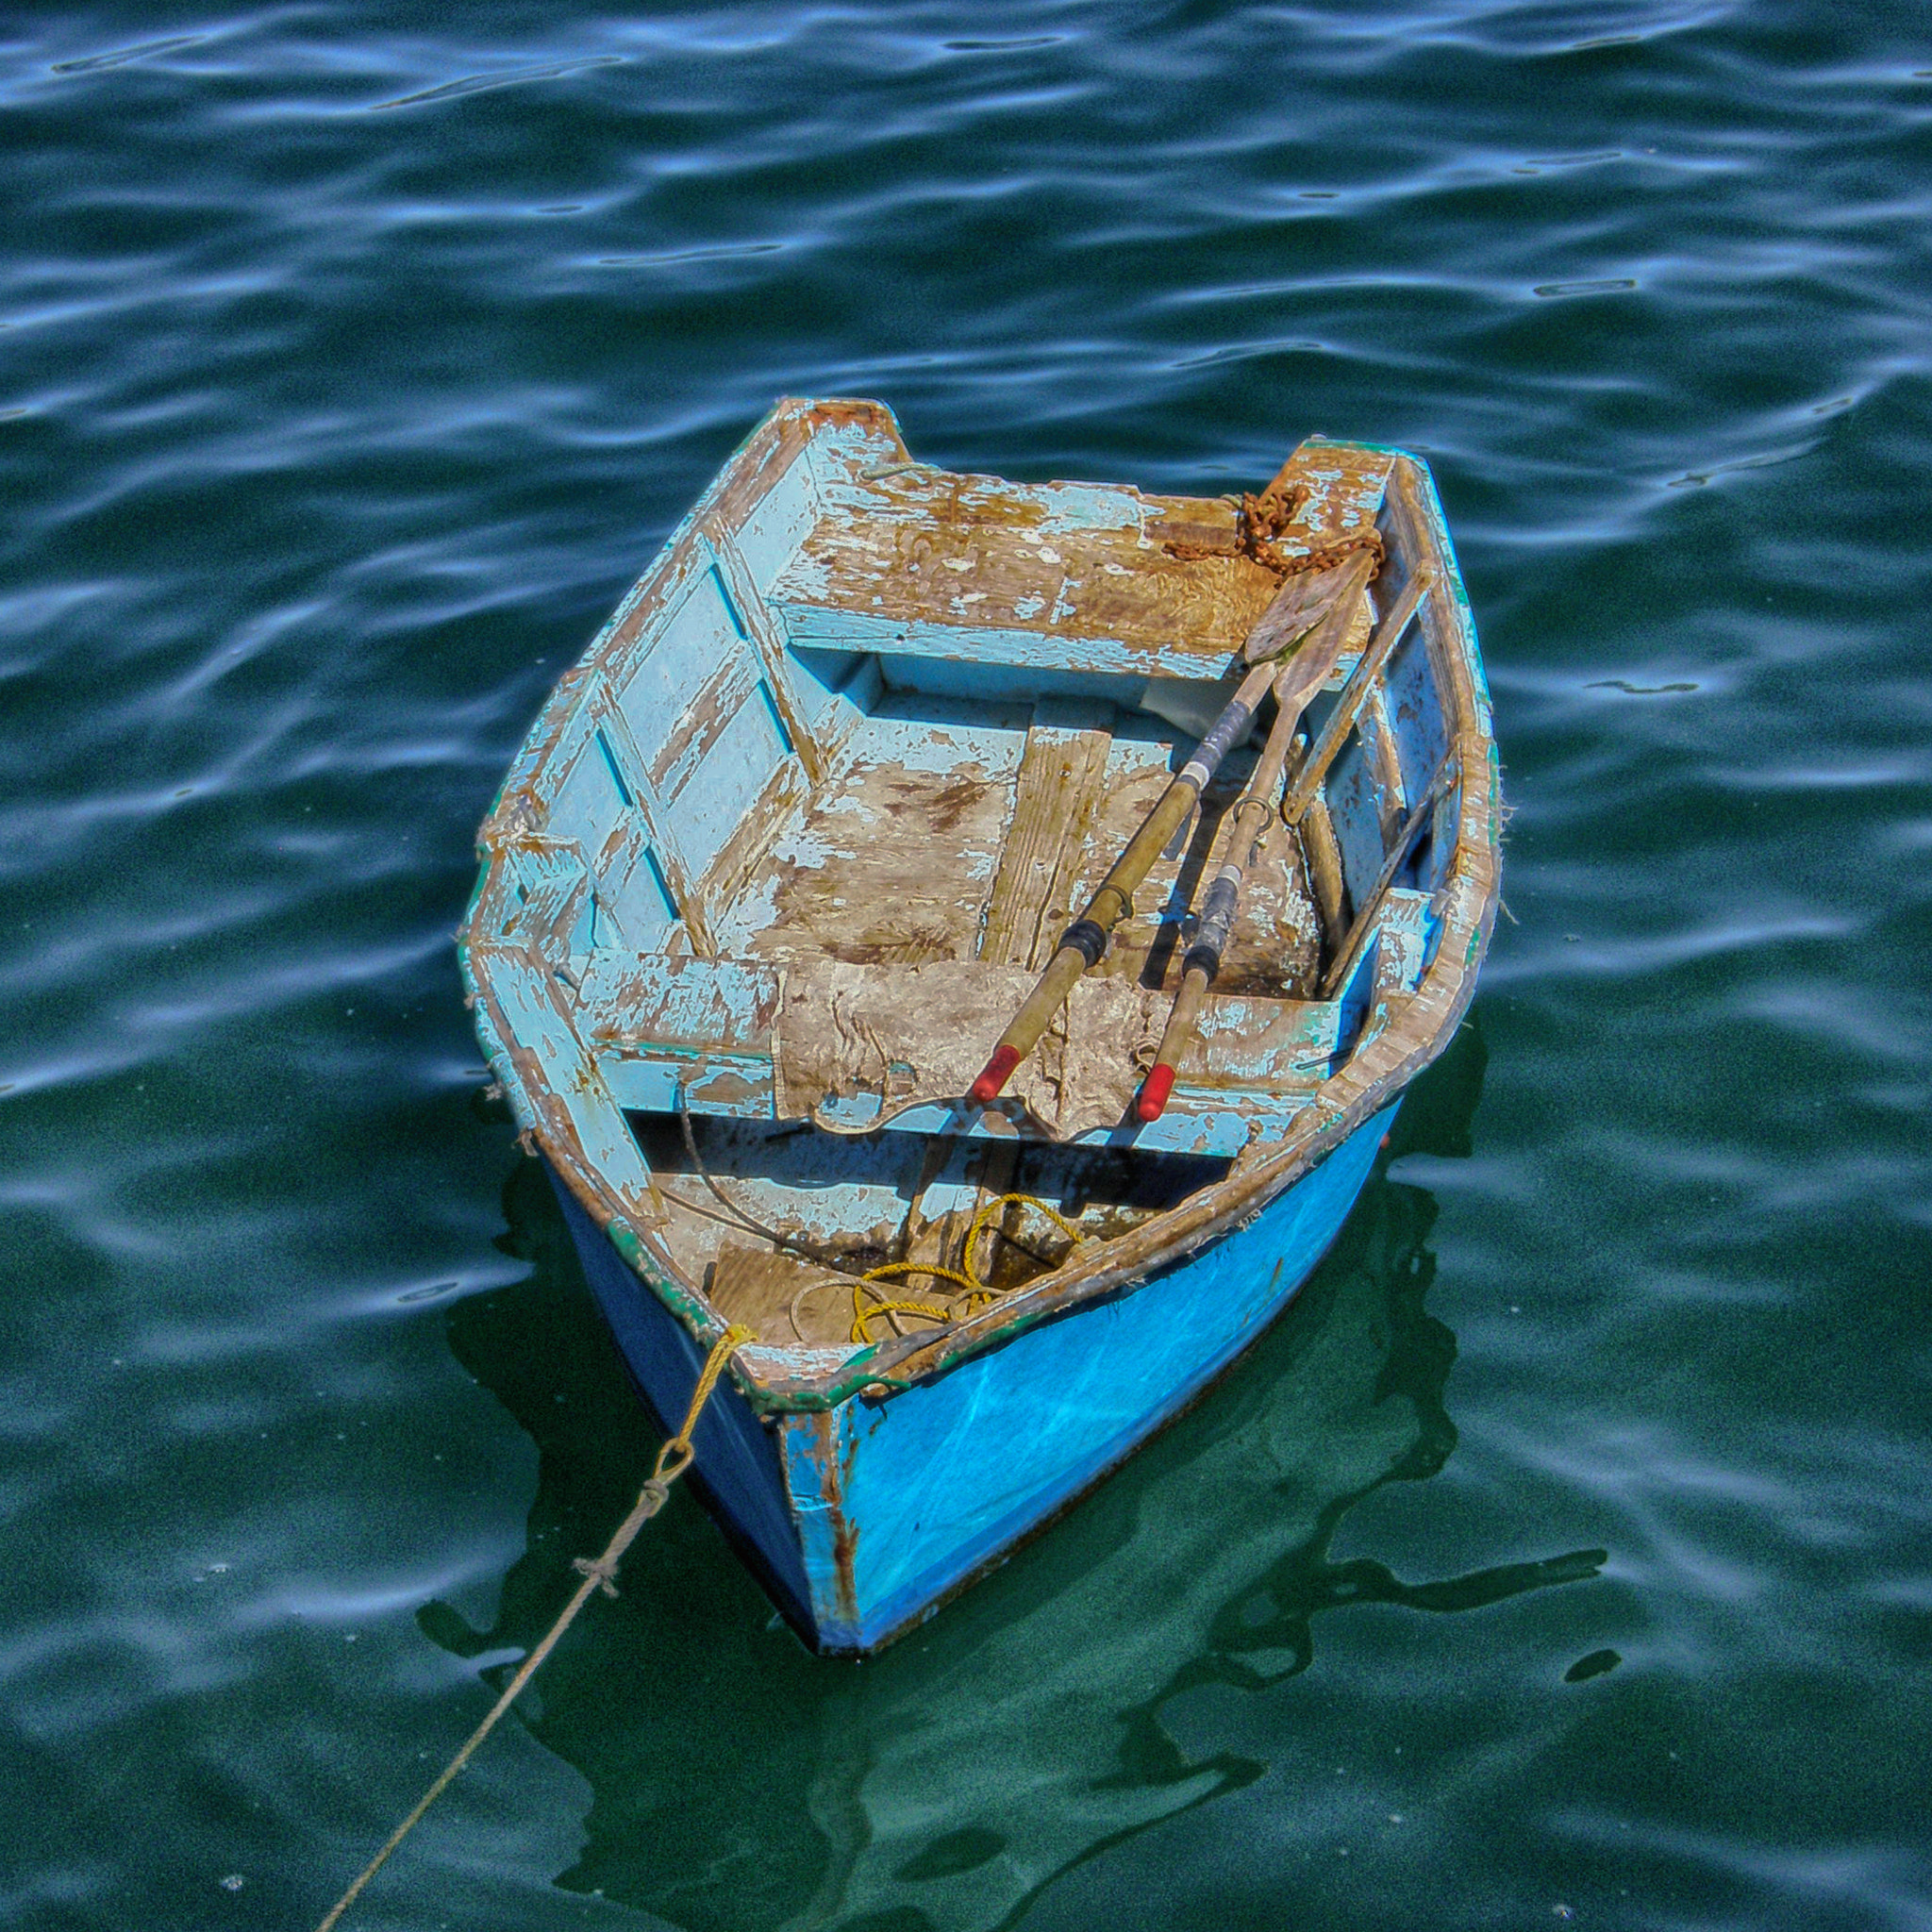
313;1322;755;1932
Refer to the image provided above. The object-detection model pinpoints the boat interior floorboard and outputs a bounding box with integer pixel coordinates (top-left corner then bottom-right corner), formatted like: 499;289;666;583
629;1108;1239;1347
714;691;1324;998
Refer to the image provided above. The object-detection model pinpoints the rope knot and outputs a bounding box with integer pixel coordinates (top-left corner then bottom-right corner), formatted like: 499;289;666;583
571;1555;622;1599
311;1321;752;1932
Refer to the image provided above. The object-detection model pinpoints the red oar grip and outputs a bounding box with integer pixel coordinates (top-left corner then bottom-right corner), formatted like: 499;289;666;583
969;1043;1023;1106
1135;1063;1176;1123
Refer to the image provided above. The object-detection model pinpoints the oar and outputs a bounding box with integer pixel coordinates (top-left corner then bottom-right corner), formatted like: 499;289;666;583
1278;566;1434;829
966;650;1282;1106
1317;748;1459;1000
968;550;1377;1108
1136;550;1378;1121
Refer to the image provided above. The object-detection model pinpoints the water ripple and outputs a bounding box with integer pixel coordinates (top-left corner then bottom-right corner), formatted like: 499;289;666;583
2;1;1929;1926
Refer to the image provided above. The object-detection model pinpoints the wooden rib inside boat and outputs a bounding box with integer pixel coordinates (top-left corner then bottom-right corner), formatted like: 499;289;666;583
459;397;1499;1653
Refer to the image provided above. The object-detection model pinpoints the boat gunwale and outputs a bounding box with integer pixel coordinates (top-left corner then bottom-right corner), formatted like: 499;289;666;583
458;400;1499;1415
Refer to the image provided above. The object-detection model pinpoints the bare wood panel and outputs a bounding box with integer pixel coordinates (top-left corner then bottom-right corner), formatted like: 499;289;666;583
768;441;1399;676
895;1138;1018;1307
978;720;1113;968
709;1241;853;1346
1300;795;1350;960
772;512;1274;674
743;758;1015;969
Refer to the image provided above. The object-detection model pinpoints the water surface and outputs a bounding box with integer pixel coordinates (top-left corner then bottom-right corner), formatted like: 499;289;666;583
3;4;1929;1927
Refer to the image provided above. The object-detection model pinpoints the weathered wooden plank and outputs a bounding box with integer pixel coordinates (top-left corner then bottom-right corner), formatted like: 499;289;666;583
697;749;813;909
709;530;824;784
586;944;1343;1157
978;708;1114;969
1357;680;1410;845
739;750;1015;969
469;942;663;1224
773;602;1248;686
806;1090;1310;1159
1299;791;1351;958
768;437;1395;690
644;646;760;798
769;437;1391;683
1321;751;1459;998
709;1242;852;1347
601;1051;777;1120
577;952;781;1049
591;696;714;954
770;512;1275;672
1285;439;1397;537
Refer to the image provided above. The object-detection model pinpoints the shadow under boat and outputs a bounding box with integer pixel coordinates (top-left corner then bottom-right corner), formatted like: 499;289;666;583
428;1018;1604;1932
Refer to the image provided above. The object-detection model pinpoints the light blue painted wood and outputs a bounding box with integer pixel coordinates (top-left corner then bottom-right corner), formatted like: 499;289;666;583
802;1090;1310;1158
731;445;820;591
624;559;746;710
1326;729;1391;911
545;737;625;864
606;838;681;951
775;602;1248;686
1379;617;1452;813
660;674;791;882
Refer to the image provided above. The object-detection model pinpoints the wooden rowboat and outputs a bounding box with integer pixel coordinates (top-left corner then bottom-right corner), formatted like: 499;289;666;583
458;398;1499;1655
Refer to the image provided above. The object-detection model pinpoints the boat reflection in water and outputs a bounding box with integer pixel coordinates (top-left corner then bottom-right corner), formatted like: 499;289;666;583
428;1021;1603;1930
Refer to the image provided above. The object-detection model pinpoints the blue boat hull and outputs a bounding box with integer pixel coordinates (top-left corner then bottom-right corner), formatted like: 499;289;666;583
552;1102;1396;1654
464;399;1499;1655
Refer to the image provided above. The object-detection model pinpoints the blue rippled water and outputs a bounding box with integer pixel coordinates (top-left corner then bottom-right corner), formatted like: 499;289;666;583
3;4;1928;1927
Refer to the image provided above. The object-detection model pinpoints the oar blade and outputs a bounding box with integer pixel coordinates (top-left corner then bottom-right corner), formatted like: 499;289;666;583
1241;556;1366;664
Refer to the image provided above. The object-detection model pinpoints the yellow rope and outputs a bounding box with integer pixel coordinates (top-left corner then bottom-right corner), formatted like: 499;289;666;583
850;1297;954;1345
849;1197;1086;1343
313;1324;754;1932
858;1259;980;1294
652;1321;755;1484
962;1193;1085;1286
849;1259;974;1345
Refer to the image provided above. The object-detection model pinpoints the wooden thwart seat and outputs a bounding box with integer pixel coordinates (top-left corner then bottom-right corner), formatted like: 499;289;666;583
579;951;1348;1158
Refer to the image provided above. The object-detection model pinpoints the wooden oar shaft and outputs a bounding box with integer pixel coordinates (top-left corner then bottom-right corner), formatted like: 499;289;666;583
1281;566;1433;827
1137;554;1377;1121
969;654;1285;1106
1136;960;1210;1121
1133;801;1277;1124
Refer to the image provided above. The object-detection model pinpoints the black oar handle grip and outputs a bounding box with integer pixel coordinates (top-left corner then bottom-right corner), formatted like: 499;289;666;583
1181;874;1240;980
1058;919;1108;969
